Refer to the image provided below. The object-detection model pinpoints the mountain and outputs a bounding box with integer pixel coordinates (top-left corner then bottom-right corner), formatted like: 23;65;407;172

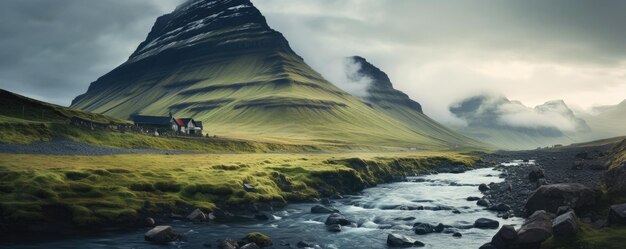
534;100;590;133
449;94;591;150
581;99;626;139
70;0;481;149
347;56;484;148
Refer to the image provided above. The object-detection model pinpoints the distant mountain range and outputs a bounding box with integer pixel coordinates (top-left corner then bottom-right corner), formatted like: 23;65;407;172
70;0;483;149
449;94;625;150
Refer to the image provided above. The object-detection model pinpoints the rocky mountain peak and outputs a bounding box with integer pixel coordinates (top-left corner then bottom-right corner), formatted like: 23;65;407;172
347;56;422;113
348;56;393;89
128;0;285;64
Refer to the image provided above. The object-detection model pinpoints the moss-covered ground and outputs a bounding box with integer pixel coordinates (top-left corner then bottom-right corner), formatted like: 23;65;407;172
0;151;474;231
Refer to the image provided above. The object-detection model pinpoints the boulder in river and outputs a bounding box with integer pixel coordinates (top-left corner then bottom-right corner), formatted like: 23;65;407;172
517;210;554;246
144;225;177;244
479;183;490;191
240;243;261;249
325;213;351;226
311;205;339;214
467;196;481;201
327;224;342;232
186;208;207;221
413;223;435;235
474;218;499;229
477;198;491;207
552;211;578;237
387;233;425;247
216;239;239;249
608;203;626;225
525;183;596;215
296;240;317;248
243;232;272;247
452;232;462;238
490;225;518;248
434;223;445;233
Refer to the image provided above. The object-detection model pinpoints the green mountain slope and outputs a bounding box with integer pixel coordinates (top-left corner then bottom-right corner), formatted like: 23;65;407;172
71;0;483;149
347;56;487;149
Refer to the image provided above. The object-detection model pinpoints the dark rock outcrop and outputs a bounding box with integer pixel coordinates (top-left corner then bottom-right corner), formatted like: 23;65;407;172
608;203;626;225
474;218;499;229
552;211;578;237
490;225;518;249
144;225;177;244
517;210;554;246
325;213;351;226
525;183;596;215
387;233;425;247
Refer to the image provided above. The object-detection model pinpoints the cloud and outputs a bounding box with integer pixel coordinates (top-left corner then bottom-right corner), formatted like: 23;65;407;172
1;0;625;119
325;57;373;98
0;0;183;105
449;94;590;136
254;0;626;124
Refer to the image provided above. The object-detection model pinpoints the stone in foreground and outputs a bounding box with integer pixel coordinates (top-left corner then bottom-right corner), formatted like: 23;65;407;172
517;210;554;245
490;225;518;248
608;203;626;225
387;233;425;247
144;225;177;244
474;218;499;229
525;183;596;214
186;208;207;221
325;213;351;226
552;211;578;236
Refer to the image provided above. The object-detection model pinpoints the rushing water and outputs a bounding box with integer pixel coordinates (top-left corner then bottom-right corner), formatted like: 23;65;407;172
5;163;532;249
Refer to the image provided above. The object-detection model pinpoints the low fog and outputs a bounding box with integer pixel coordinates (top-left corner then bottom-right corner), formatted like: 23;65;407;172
449;95;591;135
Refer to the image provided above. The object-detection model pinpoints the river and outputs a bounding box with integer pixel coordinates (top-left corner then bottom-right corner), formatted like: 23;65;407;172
4;162;531;249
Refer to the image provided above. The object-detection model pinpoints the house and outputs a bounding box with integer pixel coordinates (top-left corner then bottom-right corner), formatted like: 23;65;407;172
172;118;203;135
132;113;203;136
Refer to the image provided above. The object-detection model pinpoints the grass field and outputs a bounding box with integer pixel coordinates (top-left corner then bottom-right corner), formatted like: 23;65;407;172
0;151;474;228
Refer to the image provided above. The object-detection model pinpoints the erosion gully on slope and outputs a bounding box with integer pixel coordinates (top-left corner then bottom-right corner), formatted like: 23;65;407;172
3;161;531;249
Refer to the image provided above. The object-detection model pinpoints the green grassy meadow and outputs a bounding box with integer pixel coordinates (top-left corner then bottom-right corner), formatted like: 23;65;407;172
0;151;475;228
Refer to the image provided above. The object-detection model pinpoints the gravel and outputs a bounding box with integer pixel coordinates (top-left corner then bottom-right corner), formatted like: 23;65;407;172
480;144;613;217
0;138;200;156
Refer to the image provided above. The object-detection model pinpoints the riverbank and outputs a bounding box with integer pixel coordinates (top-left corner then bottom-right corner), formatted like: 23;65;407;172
478;139;626;249
0;151;481;242
2;161;520;249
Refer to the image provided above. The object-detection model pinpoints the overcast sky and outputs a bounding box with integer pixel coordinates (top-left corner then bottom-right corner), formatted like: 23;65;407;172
1;0;625;125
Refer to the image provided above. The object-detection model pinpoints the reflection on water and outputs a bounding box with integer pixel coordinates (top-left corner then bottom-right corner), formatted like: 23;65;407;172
5;164;527;249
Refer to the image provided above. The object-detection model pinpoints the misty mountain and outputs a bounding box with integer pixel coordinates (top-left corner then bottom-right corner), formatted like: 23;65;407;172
345;56;482;148
581;99;626;140
449;94;591;149
70;0;482;149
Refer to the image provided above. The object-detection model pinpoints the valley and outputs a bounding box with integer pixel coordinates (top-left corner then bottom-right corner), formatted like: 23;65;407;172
0;0;625;249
